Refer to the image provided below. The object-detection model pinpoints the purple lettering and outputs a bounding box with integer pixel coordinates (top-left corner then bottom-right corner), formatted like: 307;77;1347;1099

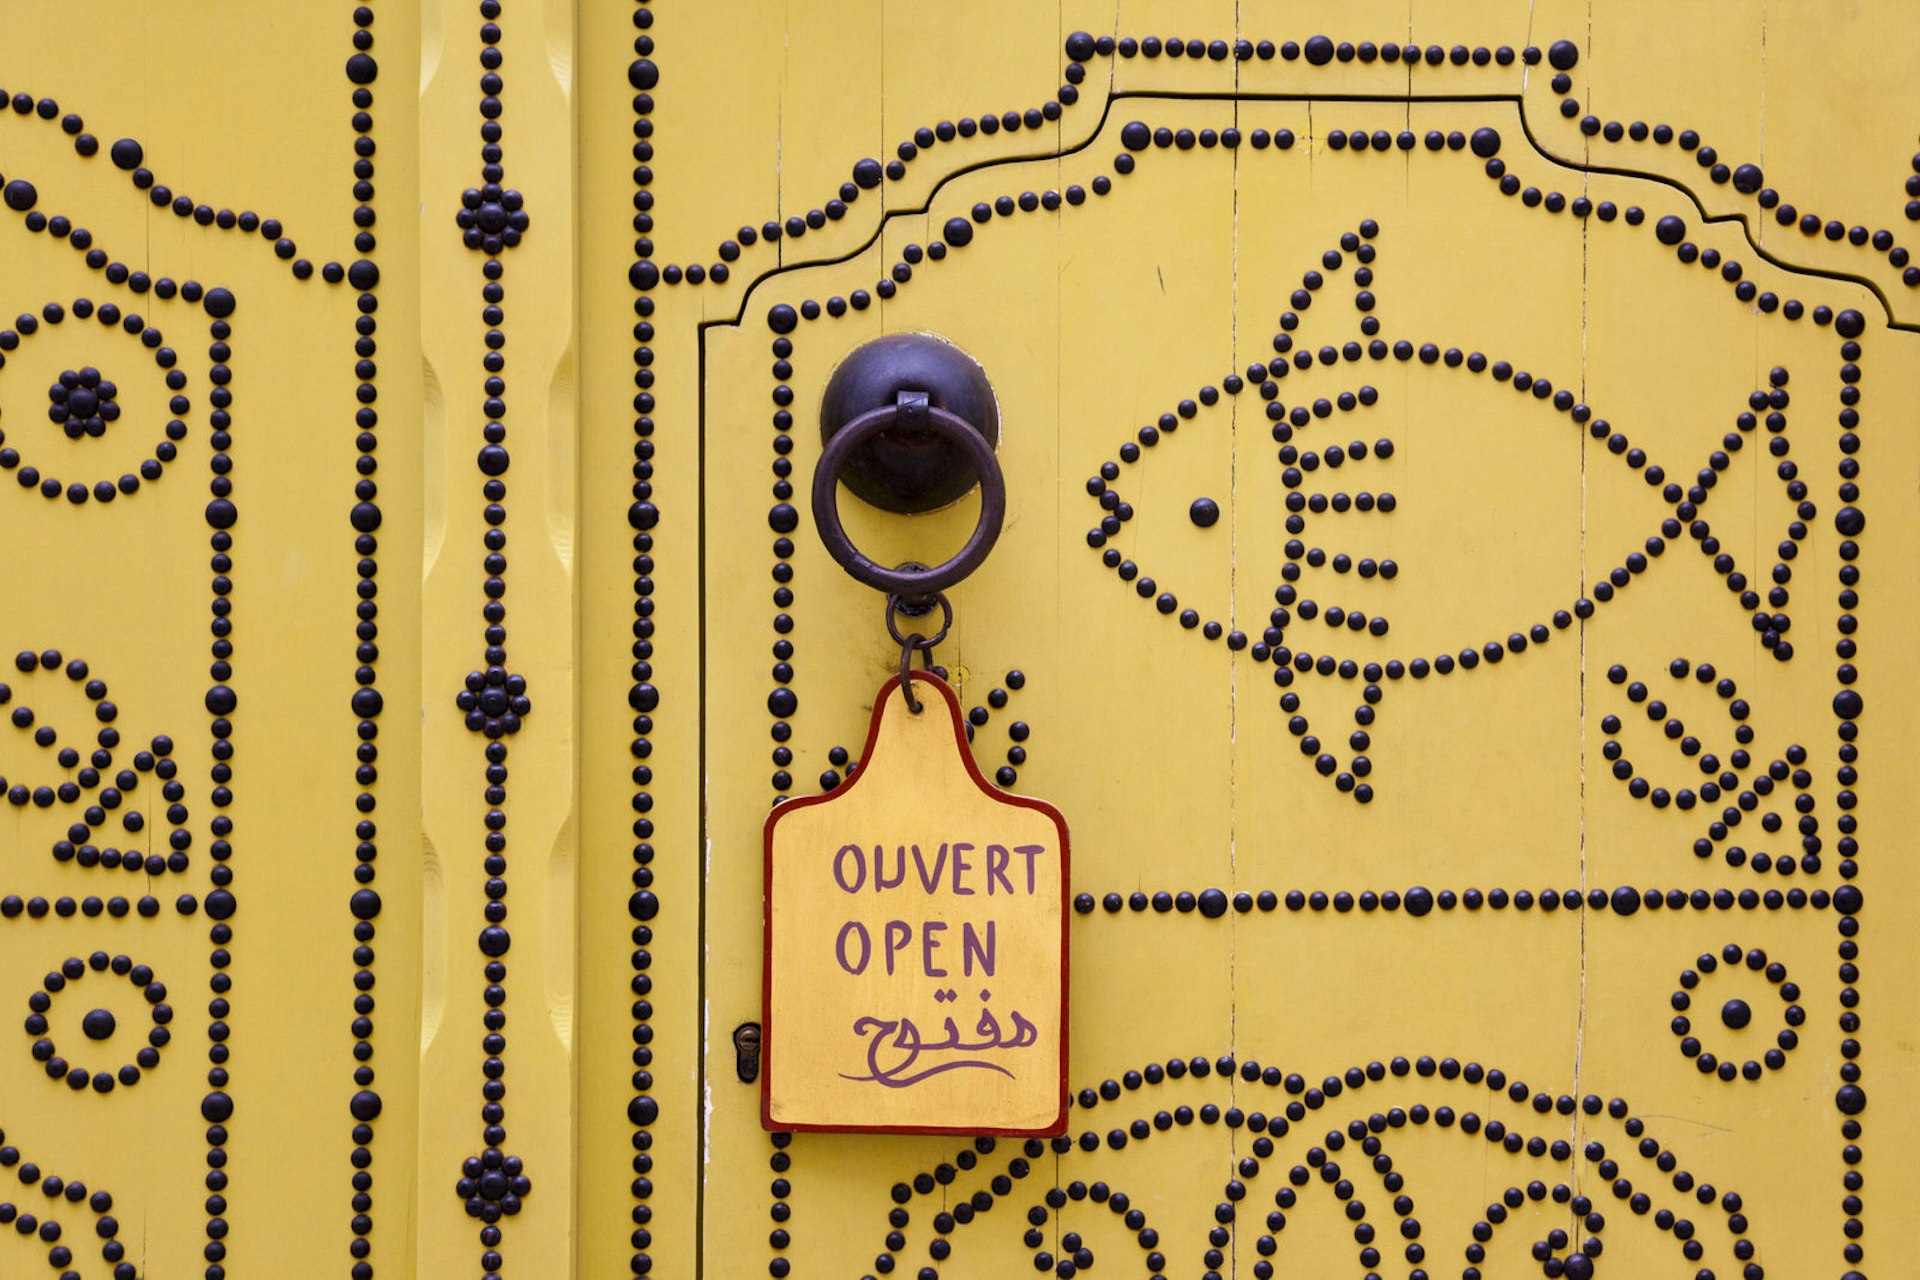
875;845;906;891
961;920;996;976
883;920;912;975
1015;844;1047;893
986;844;1013;894
950;842;976;895
833;844;866;893
912;843;948;893
835;920;871;974
922;920;948;977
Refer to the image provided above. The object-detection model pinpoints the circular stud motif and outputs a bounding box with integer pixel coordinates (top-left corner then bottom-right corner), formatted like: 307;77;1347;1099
457;666;531;738
0;301;189;503
23;953;169;1092
456;184;529;253
1669;944;1802;1080
456;1148;531;1221
47;367;117;438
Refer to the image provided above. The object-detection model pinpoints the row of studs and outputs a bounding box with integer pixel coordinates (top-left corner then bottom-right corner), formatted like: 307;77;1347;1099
1070;885;1851;917
456;4;532;1277
0;92;317;275
659;34;1562;287
341;5;386;1278
867;1055;1753;1280
652;31;1911;303
625;5;660;1278
201;290;240;1279
1828;317;1866;1270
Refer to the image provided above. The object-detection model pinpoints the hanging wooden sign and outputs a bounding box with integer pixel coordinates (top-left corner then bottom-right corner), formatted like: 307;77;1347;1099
762;670;1069;1134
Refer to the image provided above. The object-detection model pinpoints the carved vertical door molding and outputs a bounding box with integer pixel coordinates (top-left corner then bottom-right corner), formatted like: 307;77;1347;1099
419;0;582;1273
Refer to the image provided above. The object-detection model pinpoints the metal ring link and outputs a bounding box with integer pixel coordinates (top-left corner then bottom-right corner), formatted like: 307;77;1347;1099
812;402;1005;597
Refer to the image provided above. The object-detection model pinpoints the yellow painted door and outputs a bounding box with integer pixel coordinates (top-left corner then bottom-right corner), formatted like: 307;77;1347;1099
2;2;1918;1278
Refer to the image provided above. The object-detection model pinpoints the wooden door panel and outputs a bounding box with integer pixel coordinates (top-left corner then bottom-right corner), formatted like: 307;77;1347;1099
681;15;1918;1280
0;5;425;1277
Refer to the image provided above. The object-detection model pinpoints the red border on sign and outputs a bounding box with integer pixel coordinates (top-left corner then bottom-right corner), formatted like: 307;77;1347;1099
760;669;1071;1136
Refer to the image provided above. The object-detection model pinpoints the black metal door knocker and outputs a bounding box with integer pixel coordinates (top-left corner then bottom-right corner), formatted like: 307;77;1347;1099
811;334;1004;711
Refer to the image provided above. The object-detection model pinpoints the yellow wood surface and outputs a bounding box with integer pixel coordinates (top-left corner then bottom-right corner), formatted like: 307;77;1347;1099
0;1;1915;1277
